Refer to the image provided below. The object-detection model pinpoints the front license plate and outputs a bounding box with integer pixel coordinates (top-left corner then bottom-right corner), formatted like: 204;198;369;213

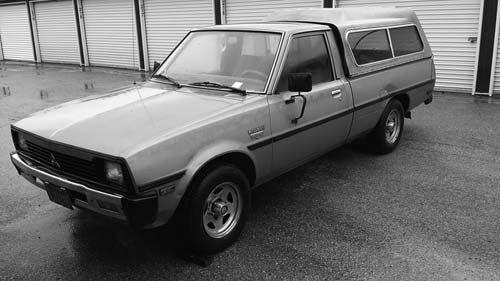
45;183;73;210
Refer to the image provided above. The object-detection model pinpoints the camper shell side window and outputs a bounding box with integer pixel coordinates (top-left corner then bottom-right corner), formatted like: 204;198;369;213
389;25;424;57
347;24;425;66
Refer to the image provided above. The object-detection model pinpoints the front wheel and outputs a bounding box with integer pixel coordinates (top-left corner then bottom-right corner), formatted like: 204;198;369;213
180;164;250;254
369;99;404;154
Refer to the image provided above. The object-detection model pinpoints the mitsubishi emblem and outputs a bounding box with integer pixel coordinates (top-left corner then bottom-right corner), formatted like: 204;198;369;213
49;153;60;168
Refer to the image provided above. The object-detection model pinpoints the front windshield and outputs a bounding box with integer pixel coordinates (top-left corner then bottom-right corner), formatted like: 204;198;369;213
155;31;282;93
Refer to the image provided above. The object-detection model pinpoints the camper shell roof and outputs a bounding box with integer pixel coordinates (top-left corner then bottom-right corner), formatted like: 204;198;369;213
264;7;419;33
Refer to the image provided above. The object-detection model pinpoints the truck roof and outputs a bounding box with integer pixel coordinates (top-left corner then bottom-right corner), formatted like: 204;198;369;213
264;7;419;32
197;22;329;34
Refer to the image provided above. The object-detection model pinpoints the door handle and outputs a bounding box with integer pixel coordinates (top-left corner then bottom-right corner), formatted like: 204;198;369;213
331;89;342;99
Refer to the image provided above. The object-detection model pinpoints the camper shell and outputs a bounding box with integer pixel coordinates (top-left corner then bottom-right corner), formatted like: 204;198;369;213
265;7;433;77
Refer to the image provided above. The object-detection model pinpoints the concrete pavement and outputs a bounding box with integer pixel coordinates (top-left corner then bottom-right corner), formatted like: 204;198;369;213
1;61;500;280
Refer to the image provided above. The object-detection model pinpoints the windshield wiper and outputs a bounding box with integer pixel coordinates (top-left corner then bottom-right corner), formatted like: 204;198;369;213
151;74;182;88
189;81;246;95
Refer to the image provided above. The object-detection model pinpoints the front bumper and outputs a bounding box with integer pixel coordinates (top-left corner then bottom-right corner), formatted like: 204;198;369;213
10;152;157;226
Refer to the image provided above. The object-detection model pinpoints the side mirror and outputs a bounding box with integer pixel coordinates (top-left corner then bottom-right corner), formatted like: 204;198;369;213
288;72;312;92
285;73;312;124
153;61;161;72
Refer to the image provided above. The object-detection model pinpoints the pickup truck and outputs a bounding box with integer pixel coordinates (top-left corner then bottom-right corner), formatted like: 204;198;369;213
10;7;435;254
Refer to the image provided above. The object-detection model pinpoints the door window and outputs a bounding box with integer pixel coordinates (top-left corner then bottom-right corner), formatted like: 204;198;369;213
277;34;334;93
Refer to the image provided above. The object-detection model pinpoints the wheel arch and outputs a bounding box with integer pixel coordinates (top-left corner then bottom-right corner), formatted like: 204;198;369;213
177;141;258;202
392;93;410;112
188;151;257;189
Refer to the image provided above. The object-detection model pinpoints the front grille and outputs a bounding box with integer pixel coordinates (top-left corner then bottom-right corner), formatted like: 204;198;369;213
25;140;102;182
12;128;132;194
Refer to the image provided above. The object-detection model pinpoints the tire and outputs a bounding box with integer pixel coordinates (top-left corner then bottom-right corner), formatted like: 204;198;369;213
179;164;250;254
369;99;405;154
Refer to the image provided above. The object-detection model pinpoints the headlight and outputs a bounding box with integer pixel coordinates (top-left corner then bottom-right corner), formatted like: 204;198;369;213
105;161;124;184
18;134;29;150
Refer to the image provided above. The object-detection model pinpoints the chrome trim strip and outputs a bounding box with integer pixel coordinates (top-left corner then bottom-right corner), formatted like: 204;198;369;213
11;152;127;220
386;28;396;58
264;33;286;94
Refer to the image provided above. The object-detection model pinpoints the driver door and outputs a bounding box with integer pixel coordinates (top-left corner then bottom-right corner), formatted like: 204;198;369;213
267;32;353;175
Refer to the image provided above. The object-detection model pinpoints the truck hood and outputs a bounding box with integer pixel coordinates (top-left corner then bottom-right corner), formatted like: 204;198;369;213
14;83;251;156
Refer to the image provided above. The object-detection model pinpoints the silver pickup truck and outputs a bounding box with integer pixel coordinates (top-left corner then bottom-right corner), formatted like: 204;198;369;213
10;8;434;253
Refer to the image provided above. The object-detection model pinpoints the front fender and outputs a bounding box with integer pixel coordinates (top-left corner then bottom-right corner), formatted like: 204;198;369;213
184;140;257;184
149;140;256;228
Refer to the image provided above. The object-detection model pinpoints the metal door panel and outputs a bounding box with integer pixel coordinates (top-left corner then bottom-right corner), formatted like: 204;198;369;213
268;79;353;174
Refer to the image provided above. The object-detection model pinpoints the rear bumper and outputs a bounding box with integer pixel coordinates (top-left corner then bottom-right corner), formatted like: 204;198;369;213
10;152;157;227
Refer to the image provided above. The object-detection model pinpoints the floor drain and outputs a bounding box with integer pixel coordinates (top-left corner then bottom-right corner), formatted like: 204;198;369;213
2;86;11;96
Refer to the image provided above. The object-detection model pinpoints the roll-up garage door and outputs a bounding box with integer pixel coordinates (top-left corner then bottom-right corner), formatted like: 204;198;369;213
144;0;213;69
82;0;139;69
0;3;34;61
34;0;80;64
225;0;323;24
337;0;482;93
493;34;500;94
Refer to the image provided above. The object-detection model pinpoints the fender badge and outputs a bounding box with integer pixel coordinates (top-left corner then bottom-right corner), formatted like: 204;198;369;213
248;125;265;139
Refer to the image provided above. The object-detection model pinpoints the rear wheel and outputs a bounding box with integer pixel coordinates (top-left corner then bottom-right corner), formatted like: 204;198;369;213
369;99;404;154
180;164;250;254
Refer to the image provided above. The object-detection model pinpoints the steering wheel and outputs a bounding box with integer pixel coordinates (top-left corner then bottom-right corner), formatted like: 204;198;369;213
240;69;267;81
